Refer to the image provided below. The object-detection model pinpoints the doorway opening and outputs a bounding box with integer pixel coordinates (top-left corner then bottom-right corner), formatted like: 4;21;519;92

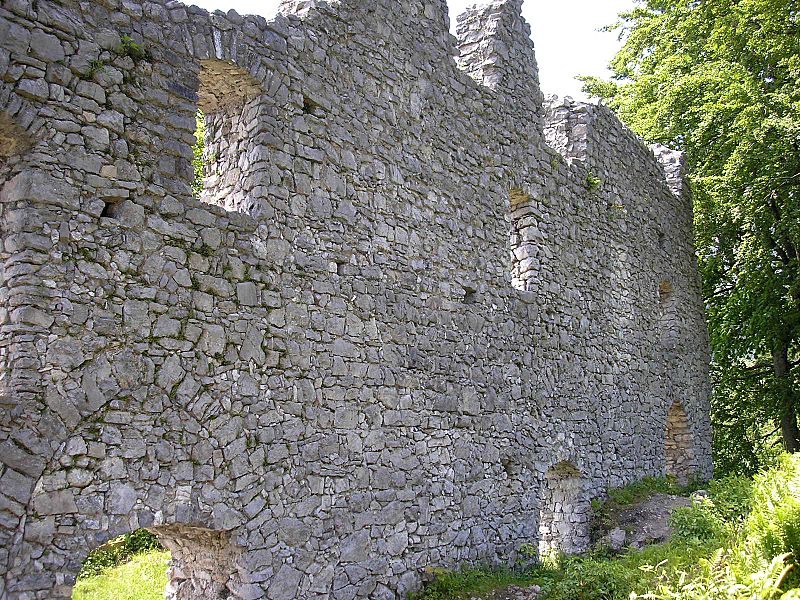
665;401;697;484
72;525;240;600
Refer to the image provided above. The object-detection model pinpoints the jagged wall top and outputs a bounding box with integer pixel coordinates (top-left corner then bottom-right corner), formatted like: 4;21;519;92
455;0;542;115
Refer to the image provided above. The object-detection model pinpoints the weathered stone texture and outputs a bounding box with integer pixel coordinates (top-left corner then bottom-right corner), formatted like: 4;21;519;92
0;0;712;598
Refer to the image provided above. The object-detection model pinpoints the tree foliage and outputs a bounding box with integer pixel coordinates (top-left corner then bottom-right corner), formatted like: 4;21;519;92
582;0;800;473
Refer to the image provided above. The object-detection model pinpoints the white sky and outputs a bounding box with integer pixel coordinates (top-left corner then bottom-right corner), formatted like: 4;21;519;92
189;0;635;99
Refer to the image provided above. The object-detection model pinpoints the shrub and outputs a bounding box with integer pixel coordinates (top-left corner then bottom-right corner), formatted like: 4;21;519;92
415;458;800;600
118;35;150;62
737;454;800;589
643;454;800;598
704;475;754;523
545;554;638;600
670;500;726;543
78;530;164;579
586;172;603;191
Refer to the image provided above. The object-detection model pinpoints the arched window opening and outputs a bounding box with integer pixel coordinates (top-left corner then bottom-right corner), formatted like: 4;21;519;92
508;187;537;292
658;280;673;304
538;461;589;558
193;59;262;213
665;401;697;485
72;526;241;600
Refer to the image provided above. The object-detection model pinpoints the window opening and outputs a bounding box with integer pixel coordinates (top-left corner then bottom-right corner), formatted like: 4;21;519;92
192;59;262;213
658;280;673;304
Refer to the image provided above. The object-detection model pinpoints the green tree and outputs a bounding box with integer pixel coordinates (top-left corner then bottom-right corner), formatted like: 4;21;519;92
582;0;800;473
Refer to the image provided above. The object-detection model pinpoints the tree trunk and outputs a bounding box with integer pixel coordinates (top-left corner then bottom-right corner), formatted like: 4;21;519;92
773;339;800;452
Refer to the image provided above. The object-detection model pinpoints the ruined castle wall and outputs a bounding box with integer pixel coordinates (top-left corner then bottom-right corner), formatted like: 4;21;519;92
543;98;712;482
0;0;712;598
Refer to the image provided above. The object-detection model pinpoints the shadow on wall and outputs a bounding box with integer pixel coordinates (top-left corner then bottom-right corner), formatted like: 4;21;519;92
0;110;33;168
538;461;589;558
665;401;697;485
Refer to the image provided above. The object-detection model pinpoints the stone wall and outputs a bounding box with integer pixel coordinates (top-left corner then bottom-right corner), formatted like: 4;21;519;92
0;0;712;598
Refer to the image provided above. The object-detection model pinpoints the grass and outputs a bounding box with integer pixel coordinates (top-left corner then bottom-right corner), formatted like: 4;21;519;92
605;476;685;506
414;541;719;600
418;567;541;598
72;550;169;600
78;529;163;579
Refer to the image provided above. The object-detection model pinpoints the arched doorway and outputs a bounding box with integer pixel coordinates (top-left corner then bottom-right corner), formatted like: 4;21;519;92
69;523;241;600
538;461;589;558
9;419;248;600
72;529;168;599
665;401;697;484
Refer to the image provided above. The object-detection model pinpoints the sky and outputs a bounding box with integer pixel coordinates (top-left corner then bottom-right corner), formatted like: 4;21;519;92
188;0;635;99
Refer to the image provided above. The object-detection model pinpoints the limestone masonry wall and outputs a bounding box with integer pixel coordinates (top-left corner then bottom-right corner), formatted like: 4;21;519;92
0;0;712;598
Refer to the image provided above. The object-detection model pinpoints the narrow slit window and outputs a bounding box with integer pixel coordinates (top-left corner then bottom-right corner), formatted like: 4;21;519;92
508;187;535;292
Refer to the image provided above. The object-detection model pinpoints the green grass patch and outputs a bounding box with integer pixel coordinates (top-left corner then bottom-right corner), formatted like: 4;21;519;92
605;477;684;506
72;550;169;600
411;541;720;600
590;476;689;545
415;567;541;599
